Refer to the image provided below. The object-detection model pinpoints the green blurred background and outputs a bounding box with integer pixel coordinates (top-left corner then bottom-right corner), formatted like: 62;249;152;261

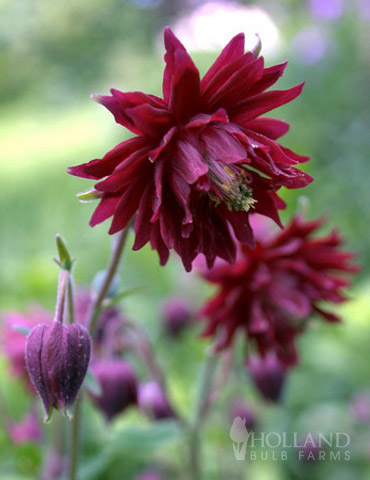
0;0;369;479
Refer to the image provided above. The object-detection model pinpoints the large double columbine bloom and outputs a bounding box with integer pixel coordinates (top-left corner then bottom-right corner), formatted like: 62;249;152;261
69;28;312;271
200;215;358;366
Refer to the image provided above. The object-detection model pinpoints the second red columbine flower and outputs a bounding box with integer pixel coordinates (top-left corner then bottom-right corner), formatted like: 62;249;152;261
69;28;312;271
200;214;358;366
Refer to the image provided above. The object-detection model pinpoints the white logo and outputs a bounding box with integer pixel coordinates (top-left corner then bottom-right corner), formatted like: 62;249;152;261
229;418;351;462
229;416;251;460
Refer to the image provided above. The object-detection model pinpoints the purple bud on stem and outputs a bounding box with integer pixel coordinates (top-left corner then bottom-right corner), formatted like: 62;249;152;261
25;321;91;421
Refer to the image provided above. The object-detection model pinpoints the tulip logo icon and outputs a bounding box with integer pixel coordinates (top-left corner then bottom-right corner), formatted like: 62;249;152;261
230;416;251;460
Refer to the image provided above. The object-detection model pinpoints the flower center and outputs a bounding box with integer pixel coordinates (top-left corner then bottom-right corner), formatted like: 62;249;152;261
207;162;257;212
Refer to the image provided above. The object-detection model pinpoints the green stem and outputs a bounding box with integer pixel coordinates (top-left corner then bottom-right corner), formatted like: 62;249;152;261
89;226;130;335
55;269;69;323
69;395;82;480
42;413;65;480
189;351;219;480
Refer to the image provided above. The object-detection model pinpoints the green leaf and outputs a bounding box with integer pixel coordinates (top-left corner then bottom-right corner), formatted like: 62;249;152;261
101;286;146;309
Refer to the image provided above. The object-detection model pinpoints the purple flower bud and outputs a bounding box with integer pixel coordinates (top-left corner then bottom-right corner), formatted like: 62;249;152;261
8;409;43;444
229;400;257;432
246;354;287;403
25;321;91;420
89;360;138;422
138;382;175;421
162;298;192;338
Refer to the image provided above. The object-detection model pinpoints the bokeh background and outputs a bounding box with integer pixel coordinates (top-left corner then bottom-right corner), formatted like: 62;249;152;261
0;0;369;479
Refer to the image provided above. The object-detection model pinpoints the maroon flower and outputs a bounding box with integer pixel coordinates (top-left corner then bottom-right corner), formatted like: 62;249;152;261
25;321;91;420
200;214;358;366
68;28;312;271
89;359;138;422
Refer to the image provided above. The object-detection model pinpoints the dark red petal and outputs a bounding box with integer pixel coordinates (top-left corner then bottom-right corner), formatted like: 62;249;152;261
126;103;172;138
172;140;208;184
206;56;265;111
94;90;166;135
133;184;154;250
185;108;228;130
201;33;245;90
68;137;147;180
95;148;150;193
90;194;121;227
201;127;247;164
201;53;255;107
246;62;288;97
163;27;200;122
243;117;290;140
150;221;169;266
149;126;177;163
232;83;304;124
108;183;144;234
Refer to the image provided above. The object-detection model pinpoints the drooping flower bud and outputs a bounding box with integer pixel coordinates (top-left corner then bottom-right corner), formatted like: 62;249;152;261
25;321;91;421
88;360;138;422
246;354;287;403
162;298;192;338
138;382;175;421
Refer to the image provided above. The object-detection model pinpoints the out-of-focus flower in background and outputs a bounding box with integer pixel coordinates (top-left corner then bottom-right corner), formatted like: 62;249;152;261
246;354;287;403
200;214;358;365
89;359;138;422
229;399;257;431
350;392;370;425
1;308;52;386
172;2;279;54
309;0;345;21
161;297;193;338
7;409;43;445
138;381;176;421
292;26;332;65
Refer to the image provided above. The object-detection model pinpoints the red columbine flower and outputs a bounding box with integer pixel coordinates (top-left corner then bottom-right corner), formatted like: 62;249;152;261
68;28;312;271
200;214;358;366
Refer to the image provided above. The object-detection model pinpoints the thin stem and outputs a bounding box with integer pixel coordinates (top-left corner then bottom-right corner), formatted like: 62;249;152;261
189;351;219;480
55;270;69;323
42;413;65;480
67;276;75;324
69;395;82;480
88;226;130;335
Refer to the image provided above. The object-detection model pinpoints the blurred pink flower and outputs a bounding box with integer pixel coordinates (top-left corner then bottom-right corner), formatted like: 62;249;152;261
1;308;52;381
8;409;43;444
